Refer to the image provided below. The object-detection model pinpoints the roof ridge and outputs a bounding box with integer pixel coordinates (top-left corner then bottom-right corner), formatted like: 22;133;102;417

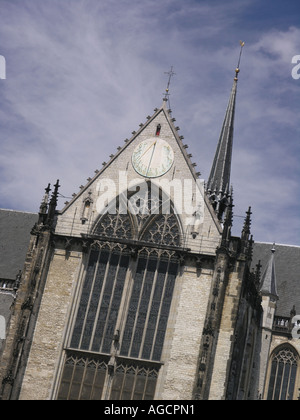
60;104;165;212
254;241;300;249
61;102;203;214
161;101;202;181
260;246;278;299
0;208;38;215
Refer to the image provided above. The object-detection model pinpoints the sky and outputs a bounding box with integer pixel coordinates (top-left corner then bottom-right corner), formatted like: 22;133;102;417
0;0;299;246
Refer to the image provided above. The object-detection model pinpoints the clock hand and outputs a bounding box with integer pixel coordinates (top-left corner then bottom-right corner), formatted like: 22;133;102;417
137;140;157;162
146;140;157;176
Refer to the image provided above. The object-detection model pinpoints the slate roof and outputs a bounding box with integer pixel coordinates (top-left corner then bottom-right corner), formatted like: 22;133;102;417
252;242;300;318
0;209;38;281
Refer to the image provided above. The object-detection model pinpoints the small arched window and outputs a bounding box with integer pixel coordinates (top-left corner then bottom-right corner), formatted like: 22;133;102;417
266;345;299;400
81;191;93;224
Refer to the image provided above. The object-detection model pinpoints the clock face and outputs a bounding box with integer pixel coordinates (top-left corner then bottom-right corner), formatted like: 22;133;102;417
132;137;174;178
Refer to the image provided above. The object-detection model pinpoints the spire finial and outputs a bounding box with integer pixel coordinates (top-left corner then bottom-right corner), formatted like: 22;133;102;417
234;40;245;80
46;179;60;226
39;183;51;213
38;183;51;224
260;243;278;300
163;66;176;106
242;206;252;234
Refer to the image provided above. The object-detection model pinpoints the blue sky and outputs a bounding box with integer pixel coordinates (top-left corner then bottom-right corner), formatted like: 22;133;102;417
0;0;299;245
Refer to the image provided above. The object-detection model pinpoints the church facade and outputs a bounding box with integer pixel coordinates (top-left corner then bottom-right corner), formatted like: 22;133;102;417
0;65;299;400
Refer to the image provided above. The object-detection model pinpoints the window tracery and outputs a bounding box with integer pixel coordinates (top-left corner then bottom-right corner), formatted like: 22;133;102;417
141;214;180;247
57;352;158;400
266;345;299;400
93;212;133;240
92;186;181;247
61;184;181;400
60;244;178;400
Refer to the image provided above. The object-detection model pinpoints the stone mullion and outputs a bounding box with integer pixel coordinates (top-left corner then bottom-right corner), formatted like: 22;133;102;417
193;250;230;400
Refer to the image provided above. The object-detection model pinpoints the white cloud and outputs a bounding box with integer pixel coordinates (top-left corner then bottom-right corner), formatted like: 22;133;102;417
0;0;299;245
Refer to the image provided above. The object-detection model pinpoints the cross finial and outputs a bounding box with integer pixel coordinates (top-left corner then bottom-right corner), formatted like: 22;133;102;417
163;66;176;105
234;40;245;80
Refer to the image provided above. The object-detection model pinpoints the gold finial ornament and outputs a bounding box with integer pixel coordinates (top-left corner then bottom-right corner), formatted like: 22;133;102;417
163;66;175;103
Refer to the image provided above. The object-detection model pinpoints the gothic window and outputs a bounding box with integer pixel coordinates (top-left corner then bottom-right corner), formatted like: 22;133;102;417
57;352;108;400
61;245;179;400
70;249;130;353
59;181;181;400
120;254;178;361
57;352;158;400
70;248;178;360
110;362;158;400
92;184;181;247
141;214;181;247
126;180;168;234
266;345;299;400
93;212;133;240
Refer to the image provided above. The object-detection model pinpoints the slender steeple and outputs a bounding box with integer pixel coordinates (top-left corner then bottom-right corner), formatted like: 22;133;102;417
207;41;244;220
260;244;278;301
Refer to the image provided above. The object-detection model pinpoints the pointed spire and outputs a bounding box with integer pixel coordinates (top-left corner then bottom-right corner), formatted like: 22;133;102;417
46;180;60;226
260;244;278;300
39;184;51;214
240;206;252;258
221;191;234;248
207;42;244;220
242;206;252;238
207;77;237;195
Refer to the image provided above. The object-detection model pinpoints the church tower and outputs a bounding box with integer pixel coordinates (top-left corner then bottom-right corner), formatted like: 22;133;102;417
206;42;244;221
0;45;263;400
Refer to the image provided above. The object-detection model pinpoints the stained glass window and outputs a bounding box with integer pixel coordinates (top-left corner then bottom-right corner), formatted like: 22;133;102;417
110;362;159;400
57;353;107;400
59;195;180;400
141;214;180;246
267;345;299;400
92;186;181;246
94;212;133;240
